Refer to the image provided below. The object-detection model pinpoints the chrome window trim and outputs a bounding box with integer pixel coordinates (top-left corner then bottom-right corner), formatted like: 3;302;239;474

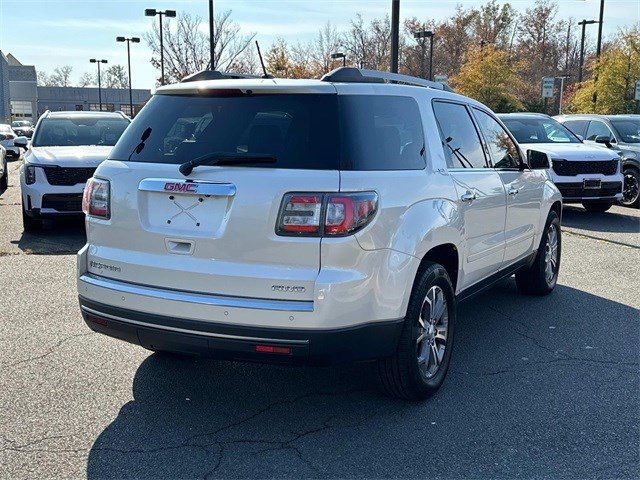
81;305;309;345
80;273;314;312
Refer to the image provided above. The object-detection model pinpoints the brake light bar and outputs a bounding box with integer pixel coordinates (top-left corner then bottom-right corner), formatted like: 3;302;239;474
276;191;378;237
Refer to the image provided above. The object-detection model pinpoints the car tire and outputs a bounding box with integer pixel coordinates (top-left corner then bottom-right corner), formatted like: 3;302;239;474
620;168;639;208
515;210;561;296
377;262;456;401
22;203;42;232
0;165;7;192
582;200;614;212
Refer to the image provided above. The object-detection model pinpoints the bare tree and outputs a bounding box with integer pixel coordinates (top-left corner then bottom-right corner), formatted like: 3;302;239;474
313;22;342;73
103;65;128;89
145;10;255;83
473;0;516;48
77;72;96;87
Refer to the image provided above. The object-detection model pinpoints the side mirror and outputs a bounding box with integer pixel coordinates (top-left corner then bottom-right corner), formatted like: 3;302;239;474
527;149;550;170
595;135;612;147
14;136;29;148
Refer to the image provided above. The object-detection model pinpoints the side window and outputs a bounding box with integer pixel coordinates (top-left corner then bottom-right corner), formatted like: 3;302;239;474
586;121;614;141
432;101;487;169
562;120;588;137
339;96;426;170
473;108;521;169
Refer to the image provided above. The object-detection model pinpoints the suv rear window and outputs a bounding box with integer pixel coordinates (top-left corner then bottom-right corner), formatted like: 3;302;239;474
111;93;426;171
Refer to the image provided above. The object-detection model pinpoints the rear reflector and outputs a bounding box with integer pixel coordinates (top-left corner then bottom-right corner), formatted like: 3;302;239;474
86;314;108;326
255;345;291;355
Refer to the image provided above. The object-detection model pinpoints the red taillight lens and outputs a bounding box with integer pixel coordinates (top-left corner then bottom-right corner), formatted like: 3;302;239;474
276;191;377;237
82;178;110;219
276;194;322;236
255;345;291;355
325;192;378;236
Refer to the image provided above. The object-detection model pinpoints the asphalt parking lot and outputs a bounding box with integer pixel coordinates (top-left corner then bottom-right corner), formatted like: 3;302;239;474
0;159;638;479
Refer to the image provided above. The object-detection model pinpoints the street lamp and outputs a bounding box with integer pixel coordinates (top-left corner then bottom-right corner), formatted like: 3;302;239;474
414;30;434;81
116;36;140;117
577;19;598;82
89;59;108;111
145;8;176;85
331;53;346;67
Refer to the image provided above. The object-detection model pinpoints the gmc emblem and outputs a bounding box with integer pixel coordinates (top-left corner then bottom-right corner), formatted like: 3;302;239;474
164;182;197;192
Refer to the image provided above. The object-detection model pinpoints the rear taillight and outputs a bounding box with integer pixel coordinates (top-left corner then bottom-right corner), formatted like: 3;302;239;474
82;177;110;219
276;191;378;237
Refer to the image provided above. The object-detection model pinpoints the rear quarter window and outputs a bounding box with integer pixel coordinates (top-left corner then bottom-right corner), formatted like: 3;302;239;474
339;95;426;170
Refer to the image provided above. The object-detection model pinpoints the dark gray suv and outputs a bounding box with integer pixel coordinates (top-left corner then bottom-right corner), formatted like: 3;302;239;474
555;114;640;208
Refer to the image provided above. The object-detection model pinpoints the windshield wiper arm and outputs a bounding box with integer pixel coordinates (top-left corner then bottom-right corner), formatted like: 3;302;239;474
179;152;277;176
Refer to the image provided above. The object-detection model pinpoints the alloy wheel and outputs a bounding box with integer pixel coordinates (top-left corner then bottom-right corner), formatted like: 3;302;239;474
544;223;559;285
416;285;449;379
622;171;639;206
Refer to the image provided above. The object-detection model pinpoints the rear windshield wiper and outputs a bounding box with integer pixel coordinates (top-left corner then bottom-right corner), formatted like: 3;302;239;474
179;153;277;176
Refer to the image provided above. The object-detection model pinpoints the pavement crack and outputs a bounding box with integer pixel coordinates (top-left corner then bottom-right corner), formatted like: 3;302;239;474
3;332;96;368
562;229;639;250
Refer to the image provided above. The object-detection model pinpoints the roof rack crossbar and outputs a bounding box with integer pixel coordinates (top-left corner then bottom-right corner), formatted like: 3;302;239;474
320;67;453;92
181;69;272;83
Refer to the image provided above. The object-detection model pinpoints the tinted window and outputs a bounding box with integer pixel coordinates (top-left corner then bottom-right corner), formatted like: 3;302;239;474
113;94;340;169
33;117;129;147
586;121;614;141
473;109;520;168
432;101;487;168
501;116;580;144
610;119;640;143
561;120;588;137
339;96;425;170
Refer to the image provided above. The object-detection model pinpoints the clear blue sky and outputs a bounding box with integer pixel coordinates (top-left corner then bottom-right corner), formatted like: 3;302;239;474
0;0;637;89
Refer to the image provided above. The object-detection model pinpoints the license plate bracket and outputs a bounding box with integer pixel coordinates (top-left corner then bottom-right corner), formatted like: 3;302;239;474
583;179;601;190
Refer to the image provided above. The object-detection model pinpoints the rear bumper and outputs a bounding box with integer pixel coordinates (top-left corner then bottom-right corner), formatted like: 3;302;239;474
79;297;404;365
555;181;623;203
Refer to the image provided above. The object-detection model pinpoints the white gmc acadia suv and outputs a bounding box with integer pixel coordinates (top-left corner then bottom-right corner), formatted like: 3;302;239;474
77;68;562;400
499;113;623;212
19;111;130;231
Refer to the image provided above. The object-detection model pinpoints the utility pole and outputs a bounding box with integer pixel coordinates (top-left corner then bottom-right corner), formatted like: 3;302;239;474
578;19;598;83
593;0;605;108
390;0;400;73
413;30;434;79
209;0;215;70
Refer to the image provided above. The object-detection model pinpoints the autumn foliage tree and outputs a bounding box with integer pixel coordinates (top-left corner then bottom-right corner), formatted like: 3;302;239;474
566;26;640;114
451;44;524;112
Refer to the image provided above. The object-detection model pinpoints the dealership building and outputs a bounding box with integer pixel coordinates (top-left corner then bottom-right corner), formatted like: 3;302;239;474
0;51;151;123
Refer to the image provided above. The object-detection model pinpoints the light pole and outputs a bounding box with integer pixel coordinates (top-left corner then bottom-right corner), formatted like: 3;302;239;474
557;75;571;115
593;0;605;107
390;0;400;73
145;8;176;85
331;53;346;67
116;36;140;117
209;0;215;70
89;59;108;111
578;19;598;83
413;30;434;80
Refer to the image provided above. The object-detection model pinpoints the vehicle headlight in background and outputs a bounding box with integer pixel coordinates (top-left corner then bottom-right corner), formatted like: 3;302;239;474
25;165;36;185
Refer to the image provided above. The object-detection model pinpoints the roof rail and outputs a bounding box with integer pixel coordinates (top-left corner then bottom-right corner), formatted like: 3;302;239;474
320;67;453;92
180;69;273;83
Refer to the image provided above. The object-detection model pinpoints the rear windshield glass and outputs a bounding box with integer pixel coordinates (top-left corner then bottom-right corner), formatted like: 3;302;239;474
111;94;340;169
32;117;130;147
111;93;426;171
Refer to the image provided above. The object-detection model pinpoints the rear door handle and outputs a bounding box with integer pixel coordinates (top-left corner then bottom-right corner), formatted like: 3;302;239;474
508;188;519;196
461;191;477;203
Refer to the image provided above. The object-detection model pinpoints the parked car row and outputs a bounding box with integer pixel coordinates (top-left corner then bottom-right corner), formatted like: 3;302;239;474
3;67;636;401
0;122;28;159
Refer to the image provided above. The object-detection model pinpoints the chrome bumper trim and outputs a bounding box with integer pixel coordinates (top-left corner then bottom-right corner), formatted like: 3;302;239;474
79;273;314;312
80;305;309;345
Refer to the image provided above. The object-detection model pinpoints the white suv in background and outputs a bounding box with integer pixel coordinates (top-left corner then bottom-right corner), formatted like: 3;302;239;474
499;113;623;212
78;68;562;400
19;111;130;231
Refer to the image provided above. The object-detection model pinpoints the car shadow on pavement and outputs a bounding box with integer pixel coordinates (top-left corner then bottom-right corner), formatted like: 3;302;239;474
86;280;639;479
14;218;86;255
561;205;640;234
